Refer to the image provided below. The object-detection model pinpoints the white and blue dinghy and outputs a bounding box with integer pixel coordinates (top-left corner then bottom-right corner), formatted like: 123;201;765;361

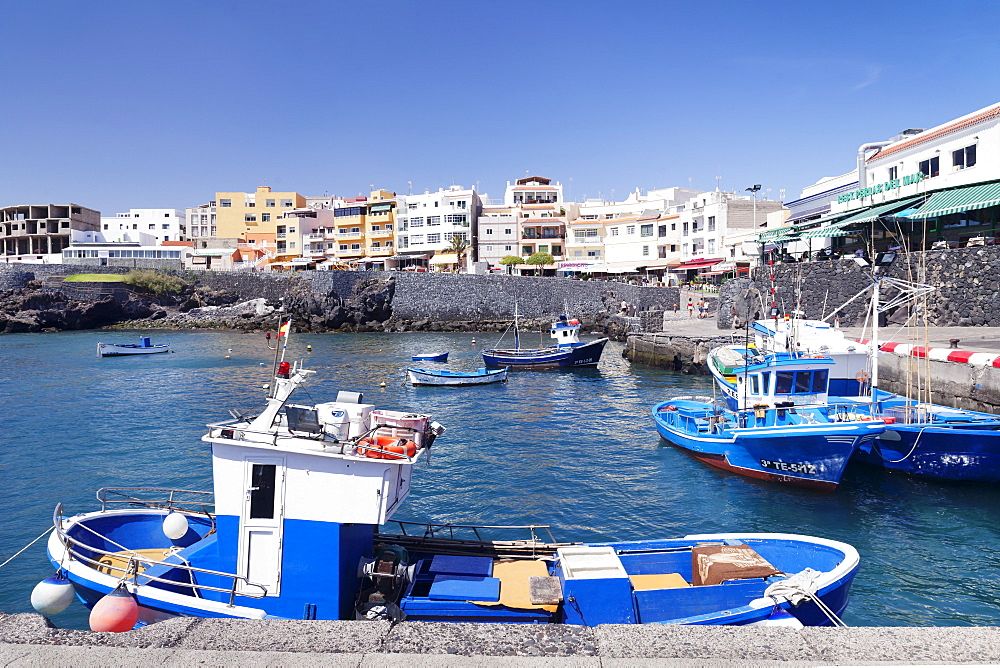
35;319;860;630
406;366;508;386
96;336;170;357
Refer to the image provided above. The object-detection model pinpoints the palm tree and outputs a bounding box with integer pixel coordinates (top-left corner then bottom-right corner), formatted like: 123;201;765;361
447;235;471;270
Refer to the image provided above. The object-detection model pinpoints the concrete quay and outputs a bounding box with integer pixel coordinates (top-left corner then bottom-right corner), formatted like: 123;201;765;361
2;613;999;666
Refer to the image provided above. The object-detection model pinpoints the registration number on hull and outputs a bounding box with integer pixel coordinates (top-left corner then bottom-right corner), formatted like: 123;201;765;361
760;459;818;475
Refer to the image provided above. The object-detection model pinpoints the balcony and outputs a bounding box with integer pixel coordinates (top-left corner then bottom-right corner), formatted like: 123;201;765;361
521;232;565;240
368;228;394;238
336;231;363;239
305;233;325;242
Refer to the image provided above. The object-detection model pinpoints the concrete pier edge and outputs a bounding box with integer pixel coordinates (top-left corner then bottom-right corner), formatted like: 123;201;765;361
1;613;998;665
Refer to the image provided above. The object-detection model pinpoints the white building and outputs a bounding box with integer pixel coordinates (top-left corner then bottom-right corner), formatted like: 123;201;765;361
185;202;217;242
101;208;187;244
396;185;479;270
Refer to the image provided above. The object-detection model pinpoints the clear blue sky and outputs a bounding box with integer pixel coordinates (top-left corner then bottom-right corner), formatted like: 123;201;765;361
2;0;998;215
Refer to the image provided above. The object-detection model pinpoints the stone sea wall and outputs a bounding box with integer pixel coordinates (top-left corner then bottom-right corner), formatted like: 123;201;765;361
714;246;1000;329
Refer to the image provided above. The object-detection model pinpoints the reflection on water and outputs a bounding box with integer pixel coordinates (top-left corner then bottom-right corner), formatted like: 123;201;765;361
2;329;1000;628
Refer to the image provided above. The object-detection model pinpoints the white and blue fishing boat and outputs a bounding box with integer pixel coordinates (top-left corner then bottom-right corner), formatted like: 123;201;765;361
652;346;885;490
34;318;861;630
406;366;508;386
96;337;170;357
482;313;607;369
752;260;1000;483
411;352;448;362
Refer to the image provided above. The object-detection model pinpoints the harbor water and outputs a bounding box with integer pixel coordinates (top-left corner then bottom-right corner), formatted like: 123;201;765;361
2;329;999;629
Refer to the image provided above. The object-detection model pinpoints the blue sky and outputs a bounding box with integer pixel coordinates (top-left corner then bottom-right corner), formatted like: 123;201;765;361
2;0;999;215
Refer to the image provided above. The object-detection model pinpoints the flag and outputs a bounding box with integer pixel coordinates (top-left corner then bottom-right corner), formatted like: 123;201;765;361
278;321;290;337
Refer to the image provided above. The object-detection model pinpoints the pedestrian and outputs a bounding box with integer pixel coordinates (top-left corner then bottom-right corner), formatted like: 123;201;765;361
697;299;705;319
673;303;679;315
687;299;694;318
620;300;628;314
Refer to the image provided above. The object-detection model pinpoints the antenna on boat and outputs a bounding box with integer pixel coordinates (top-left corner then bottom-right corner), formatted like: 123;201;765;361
513;300;521;351
269;316;293;396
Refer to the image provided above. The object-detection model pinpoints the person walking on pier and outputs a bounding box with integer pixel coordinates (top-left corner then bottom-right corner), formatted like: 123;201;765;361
687;298;694;318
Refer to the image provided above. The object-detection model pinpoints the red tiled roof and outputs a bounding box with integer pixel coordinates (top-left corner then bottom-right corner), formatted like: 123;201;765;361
869;103;1000;162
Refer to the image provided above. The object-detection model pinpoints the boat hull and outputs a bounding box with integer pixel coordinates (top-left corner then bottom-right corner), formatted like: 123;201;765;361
98;343;170;357
482;338;608;369
411;353;448;362
652;401;883;490
406;367;508;386
853;424;1000;482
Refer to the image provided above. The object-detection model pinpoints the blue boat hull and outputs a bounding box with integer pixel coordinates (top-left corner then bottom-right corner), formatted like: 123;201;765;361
652;401;883;490
412;353;448;362
853;424;1000;482
482;338;608;369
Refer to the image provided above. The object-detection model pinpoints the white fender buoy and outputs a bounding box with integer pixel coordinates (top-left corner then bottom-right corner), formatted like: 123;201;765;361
162;512;189;540
31;573;75;616
471;339;476;344
380;381;387;387
307;345;312;351
89;583;139;632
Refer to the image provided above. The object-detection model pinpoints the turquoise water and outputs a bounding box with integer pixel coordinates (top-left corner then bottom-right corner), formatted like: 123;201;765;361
2;329;1000;628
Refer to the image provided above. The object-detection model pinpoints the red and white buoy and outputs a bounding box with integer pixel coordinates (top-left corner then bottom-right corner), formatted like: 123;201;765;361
89;583;139;632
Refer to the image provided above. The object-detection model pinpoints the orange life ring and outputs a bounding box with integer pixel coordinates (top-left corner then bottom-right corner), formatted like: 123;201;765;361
855;370;870;383
357;436;418;460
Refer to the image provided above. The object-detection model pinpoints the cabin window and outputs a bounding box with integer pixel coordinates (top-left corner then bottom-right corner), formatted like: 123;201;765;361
795;372;812;393
812;369;829;392
249;464;277;519
763;373;772;394
750;375;760;394
775;372;794;394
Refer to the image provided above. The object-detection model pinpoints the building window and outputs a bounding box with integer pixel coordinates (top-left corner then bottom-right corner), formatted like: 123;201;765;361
504;245;512;251
410;217;424;227
351;243;361;250
671;223;676;231
708;239;716;253
918;156;940;178
605;214;614;219
683;222;689;236
504;228;512;235
486;228;493;234
427;233;441;243
692;222;699;232
281;199;293;207
552;245;561;255
888;166;898;180
408;203;418;210
444;214;467;224
642;245;649;256
371;225;380;231
339;244;348;250
220;199;231;207
428;216;441;226
245;215;256;222
640;224;653;237
658;224;667;237
522;246;533;255
587;250;600;257
953;145;977;171
626;225;636;235
610;228;618;236
262;213;270;222
161;224;169;229
410;235;424;243
708;216;715;232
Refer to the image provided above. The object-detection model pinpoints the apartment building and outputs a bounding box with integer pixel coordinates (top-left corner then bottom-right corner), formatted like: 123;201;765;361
100;209;187;244
214;186;306;244
0;203;101;263
185;202;217;242
397;185;479;270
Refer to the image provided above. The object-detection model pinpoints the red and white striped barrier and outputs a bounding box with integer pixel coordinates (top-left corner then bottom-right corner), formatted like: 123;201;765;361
856;339;1000;367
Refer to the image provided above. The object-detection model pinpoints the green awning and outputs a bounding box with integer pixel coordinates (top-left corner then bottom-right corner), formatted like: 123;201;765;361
370;203;392;212
906;181;1000;219
756;226;798;242
833;196;924;225
798;222;858;239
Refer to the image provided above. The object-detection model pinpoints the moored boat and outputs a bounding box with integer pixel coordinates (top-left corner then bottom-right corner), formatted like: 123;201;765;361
412;352;448;362
482;313;607;369
96;337;170;357
406;366;508;386
651;345;885;490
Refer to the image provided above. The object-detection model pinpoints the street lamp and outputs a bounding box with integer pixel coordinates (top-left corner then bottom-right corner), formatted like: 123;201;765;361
745;184;762;230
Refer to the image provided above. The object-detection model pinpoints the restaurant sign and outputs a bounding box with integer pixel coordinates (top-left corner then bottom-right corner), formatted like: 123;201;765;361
838;173;924;204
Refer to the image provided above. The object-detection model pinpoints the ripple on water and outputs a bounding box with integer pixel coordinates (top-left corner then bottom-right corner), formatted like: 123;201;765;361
2;330;1000;628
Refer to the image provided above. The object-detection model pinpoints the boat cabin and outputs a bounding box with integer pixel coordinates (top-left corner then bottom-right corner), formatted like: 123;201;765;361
711;347;833;412
549;315;582;348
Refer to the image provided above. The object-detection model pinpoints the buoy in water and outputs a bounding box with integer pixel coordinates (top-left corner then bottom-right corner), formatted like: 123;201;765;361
89;583;139;632
31;573;75;616
224;355;231;359
380;381;387;387
471;339;476;344
307;345;312;351
162;512;189;540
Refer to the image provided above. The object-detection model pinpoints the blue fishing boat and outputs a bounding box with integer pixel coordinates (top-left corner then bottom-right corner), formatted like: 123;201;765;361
32;318;861;630
412;352;448;362
652;346;885;490
482;313;607;369
406;366;508;386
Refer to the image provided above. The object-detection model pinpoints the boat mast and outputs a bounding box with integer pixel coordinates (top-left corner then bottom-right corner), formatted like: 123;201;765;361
513;301;520;351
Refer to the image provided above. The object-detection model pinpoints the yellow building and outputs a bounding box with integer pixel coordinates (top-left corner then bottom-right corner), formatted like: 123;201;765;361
214;186;306;243
365;189;396;262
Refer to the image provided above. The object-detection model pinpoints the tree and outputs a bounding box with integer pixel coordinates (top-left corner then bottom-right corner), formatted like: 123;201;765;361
526;252;554;276
499;255;522;275
447;235;471;269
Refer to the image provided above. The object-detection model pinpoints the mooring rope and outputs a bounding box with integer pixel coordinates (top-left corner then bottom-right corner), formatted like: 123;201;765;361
0;527;53;570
